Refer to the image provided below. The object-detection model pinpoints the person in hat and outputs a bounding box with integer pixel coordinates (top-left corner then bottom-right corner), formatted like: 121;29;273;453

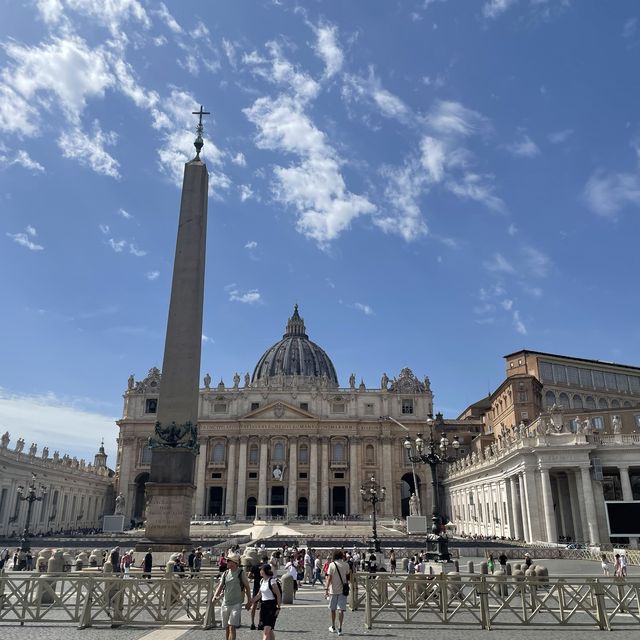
524;553;532;568
212;552;251;640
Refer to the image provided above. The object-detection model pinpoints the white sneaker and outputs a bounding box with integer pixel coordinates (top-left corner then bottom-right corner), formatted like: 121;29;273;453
337;631;343;637
328;626;336;633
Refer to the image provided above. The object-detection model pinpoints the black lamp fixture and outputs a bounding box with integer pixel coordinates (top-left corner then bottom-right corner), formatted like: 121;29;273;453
360;474;386;553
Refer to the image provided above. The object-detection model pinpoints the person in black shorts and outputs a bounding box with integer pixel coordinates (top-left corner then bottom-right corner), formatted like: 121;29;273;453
247;563;281;640
250;555;269;630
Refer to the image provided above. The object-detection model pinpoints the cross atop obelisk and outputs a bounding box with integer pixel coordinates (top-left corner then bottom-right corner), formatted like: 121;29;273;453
192;105;210;160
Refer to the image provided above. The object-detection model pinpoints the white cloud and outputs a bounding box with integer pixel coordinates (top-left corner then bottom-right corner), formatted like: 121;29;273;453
446;173;504;212
108;238;126;252
507;133;540;158
312;22;344;78
58;122;120;178
342;69;411;123
584;170;640;217
426;100;489;138
11;150;45;172
145;270;160;280
244;240;258;250
483;0;518;19
239;185;254;202
129;243;146;257
420;136;447;183
548;129;573;144
118;208;133;219
201;334;214;344
222;39;238;68
501;299;514;311
231;152;246;166
7;226;44;251
156;2;183;34
35;0;64;24
193;21;210;39
99;224;110;234
507;223;517;236
0;84;40;136
51;0;150;35
228;288;262;304
245;95;375;246
522;246;551;277
513;309;527;335
0;387;117;462
354;302;374;316
484;252;515;274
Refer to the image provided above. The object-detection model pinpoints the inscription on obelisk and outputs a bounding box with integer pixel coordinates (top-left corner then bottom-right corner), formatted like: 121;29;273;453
144;107;210;545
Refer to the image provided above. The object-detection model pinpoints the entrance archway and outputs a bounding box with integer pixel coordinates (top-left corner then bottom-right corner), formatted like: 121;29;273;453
331;486;347;515
209;486;224;516
297;496;308;518
270;486;285;518
400;472;420;517
134;472;149;520
246;497;257;518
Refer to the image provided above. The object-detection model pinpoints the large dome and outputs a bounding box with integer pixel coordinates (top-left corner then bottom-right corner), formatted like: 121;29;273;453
252;305;338;387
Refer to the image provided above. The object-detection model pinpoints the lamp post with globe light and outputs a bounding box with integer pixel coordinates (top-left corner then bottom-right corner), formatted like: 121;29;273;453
16;473;46;553
403;413;459;561
360;475;386;553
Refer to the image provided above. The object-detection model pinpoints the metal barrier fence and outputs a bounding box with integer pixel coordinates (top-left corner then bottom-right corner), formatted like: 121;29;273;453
356;573;640;630
0;573;218;628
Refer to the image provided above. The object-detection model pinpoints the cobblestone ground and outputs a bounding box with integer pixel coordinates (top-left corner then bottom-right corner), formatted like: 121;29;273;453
2;558;639;639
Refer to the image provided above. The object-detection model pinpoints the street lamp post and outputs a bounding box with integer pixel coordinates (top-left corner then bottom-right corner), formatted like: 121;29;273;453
16;473;46;553
360;475;386;553
404;413;459;561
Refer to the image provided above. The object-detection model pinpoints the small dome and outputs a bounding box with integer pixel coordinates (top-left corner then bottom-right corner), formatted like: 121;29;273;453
252;305;338;387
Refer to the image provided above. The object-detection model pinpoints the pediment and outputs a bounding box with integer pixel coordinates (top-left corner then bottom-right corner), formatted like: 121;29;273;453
243;401;315;421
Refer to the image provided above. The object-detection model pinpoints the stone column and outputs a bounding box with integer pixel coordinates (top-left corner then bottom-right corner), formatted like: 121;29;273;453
194;439;208;516
235;437;248;518
519;472;532;542
225;437;237;516
498;480;507;537
539;466;558;543
524;468;540;541
579;465;599;544
320;438;330;515
618;465;638;547
556;475;568;538
287;437;298;518
258;438;269;514
382;437;394;517
309;436;319;517
509;475;523;540
568;469;588;543
349;437;360;516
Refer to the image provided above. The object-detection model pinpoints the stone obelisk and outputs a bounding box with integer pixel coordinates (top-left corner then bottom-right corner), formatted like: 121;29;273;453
143;106;209;546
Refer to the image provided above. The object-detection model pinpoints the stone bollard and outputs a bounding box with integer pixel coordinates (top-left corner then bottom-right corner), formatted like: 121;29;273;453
280;572;294;604
506;563;512;576
37;549;52;573
467;561;474;574
479;561;488;575
447;571;463;601
401;557;409;573
453;560;459;572
164;560;181;609
534;566;548;584
89;548;100;568
103;561;124;625
62;552;73;572
513;562;521;571
39;551;64;605
494;568;508;597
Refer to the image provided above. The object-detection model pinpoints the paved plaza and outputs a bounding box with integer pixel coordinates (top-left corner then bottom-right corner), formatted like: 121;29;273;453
1;557;639;639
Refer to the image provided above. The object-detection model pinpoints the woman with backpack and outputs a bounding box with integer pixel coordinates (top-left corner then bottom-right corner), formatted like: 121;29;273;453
247;563;281;640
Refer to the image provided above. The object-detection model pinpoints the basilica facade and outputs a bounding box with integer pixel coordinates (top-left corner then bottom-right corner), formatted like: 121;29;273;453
114;305;480;524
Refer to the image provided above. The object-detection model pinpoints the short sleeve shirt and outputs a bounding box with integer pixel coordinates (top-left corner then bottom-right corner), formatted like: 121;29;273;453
327;560;350;595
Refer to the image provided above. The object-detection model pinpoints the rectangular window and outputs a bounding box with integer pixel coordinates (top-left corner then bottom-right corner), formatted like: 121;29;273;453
592;416;604;431
248;472;257;479
141;446;152;465
630;376;640;394
553;364;567;385
211;472;222;479
334;472;344;479
539;361;553;382
581;368;595;388
364;403;374;415
401;399;414;414
592;370;605;390
605;372;617;390
299;472;308;479
634;415;640;428
214;403;227;413
567;366;580;385
0;488;7;519
299;402;309;411
616;374;629;393
145;398;158;414
250;402;260;411
521;411;529;420
331;403;345;413
518;392;528;402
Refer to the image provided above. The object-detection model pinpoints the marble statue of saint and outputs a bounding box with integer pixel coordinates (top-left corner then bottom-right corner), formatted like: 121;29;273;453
518;421;526;438
29;442;37;457
583;417;593;435
42;446;49;459
349;373;356;389
128;374;135;390
381;373;389;390
612;415;622;434
53;451;60;462
574;416;584;434
115;493;125;515
203;373;211;389
409;493;419;516
245;373;250;387
272;465;283;481
15;438;25;453
233;372;240;389
1;431;9;448
423;376;431;392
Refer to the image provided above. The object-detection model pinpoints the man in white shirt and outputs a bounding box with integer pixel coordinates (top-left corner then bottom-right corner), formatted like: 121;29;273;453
325;550;351;637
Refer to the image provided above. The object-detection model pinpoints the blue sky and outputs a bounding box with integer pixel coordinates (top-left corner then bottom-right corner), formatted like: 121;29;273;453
1;0;640;465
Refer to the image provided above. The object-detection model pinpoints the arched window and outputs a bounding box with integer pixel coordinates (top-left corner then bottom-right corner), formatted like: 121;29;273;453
623;401;632;408
558;393;570;409
585;396;596;410
544;391;556;408
298;444;309;465
572;395;583;409
365;444;375;464
611;399;621;408
598;398;609;409
273;441;285;462
333;441;345;462
212;442;225;463
249;444;258;465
